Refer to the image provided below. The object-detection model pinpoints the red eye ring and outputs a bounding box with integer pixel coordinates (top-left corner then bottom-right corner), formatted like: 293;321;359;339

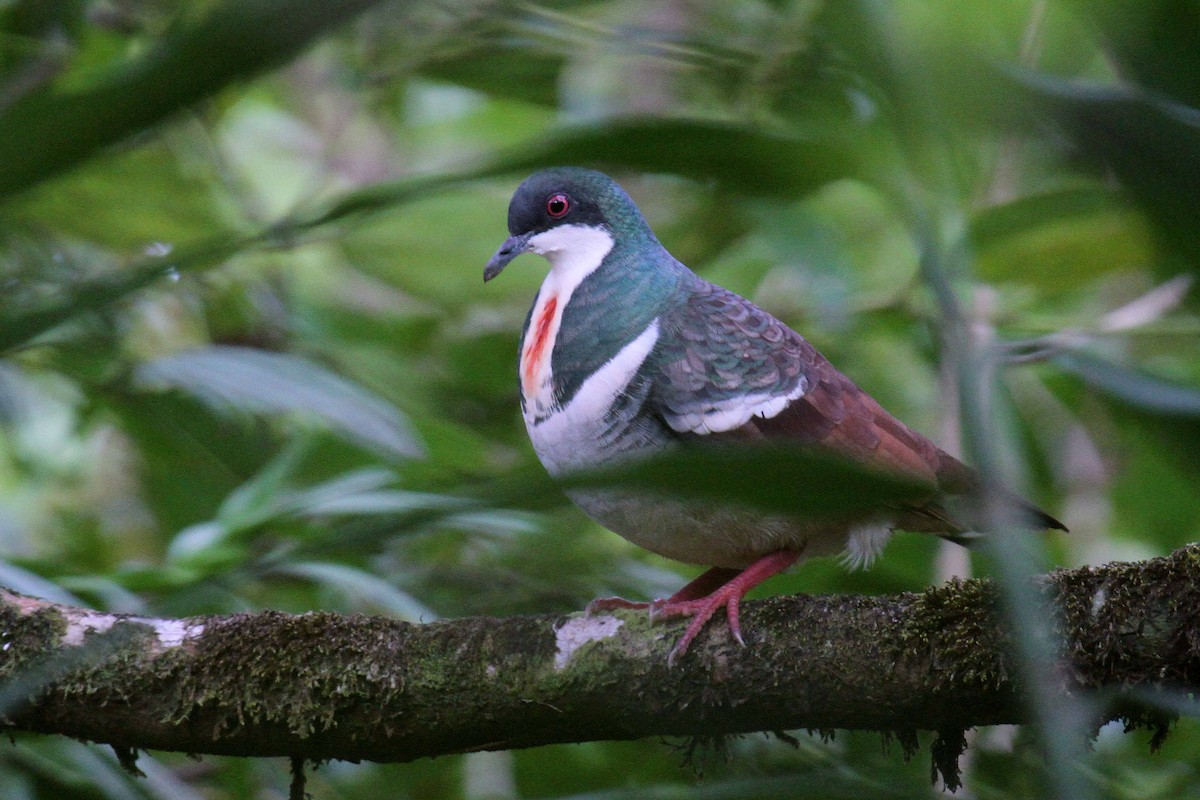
546;193;571;218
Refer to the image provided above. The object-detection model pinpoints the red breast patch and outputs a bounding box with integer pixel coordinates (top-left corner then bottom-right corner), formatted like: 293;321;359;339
522;295;558;395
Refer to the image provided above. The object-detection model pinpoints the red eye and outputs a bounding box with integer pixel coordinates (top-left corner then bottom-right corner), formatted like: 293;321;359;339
546;193;571;218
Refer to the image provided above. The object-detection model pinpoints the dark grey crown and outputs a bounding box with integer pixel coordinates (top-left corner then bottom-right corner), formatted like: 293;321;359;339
505;167;655;241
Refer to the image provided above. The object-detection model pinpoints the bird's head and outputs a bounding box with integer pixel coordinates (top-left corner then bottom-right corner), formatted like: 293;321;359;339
483;167;653;282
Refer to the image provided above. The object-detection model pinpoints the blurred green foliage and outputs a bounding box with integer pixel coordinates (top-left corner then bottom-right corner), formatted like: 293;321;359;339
0;0;1198;797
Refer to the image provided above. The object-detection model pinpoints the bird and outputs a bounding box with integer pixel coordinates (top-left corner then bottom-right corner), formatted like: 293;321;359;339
483;166;1065;664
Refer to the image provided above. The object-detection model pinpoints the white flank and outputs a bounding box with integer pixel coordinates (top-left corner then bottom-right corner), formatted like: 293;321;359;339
664;381;808;435
520;224;614;419
527;320;660;475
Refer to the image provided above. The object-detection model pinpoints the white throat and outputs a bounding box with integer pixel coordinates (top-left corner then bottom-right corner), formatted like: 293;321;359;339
527;224;614;275
519;224;615;418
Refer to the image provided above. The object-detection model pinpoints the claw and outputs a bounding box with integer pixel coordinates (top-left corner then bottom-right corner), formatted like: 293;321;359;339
727;596;745;646
665;602;723;666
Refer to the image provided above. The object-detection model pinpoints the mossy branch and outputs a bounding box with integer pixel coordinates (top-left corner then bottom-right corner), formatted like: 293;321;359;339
1;545;1198;767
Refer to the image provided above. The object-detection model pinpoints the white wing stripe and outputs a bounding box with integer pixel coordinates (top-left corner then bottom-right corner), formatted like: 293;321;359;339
663;380;807;435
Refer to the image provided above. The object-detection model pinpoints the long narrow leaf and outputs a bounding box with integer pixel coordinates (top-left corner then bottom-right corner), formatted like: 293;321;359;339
477;445;932;518
1055;351;1200;416
271;561;437;622
134;346;422;460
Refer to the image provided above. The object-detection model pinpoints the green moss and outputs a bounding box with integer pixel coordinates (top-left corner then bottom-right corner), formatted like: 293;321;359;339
57;622;158;704
900;578;1014;692
894;580;1015;787
1048;544;1200;750
0;599;166;719
0;603;65;678
156;611;416;738
931;728;968;790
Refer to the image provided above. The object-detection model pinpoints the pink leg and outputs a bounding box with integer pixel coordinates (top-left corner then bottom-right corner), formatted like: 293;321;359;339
653;550;800;666
585;566;741;615
664;566;744;603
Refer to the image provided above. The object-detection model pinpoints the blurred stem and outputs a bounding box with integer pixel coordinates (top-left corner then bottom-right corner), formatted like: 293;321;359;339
851;0;1095;793
920;209;1093;799
984;0;1047;205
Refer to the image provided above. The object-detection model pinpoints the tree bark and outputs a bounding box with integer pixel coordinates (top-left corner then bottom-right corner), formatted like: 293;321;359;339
1;545;1197;766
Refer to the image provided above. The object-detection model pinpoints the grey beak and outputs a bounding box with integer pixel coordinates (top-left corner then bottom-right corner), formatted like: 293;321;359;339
484;232;533;282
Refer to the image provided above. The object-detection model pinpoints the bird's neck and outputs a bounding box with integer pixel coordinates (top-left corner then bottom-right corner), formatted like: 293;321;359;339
520;230;679;421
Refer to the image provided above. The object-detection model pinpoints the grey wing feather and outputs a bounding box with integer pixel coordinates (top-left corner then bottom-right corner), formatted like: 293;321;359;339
651;280;816;435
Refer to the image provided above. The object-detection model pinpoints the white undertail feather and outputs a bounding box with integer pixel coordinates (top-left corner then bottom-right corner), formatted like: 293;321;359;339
840;523;893;570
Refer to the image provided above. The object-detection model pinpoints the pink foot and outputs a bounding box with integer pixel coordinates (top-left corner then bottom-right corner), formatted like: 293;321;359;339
653;551;800;666
585;565;740;615
585;552;800;665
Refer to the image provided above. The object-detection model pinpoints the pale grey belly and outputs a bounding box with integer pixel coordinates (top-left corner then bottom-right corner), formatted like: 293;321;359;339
567;488;852;569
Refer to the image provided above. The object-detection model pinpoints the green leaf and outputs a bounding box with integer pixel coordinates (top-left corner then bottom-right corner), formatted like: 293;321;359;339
971;187;1155;290
55;576;148;614
0;232;252;355
1073;0;1200;108
308;117;854;229
164;521;247;576
477;445;932;519
11;142;231;249
0;0;388;198
0;117;851;352
568;446;930;516
999;67;1200;270
1054;350;1200;474
104;390;277;534
0;0;86;71
304;489;468;518
275;466;476;521
489;117;856;198
1054;351;1200;417
420;46;565;107
216;438;311;533
0;561;82;605
134;345;423;460
165;521;232;564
